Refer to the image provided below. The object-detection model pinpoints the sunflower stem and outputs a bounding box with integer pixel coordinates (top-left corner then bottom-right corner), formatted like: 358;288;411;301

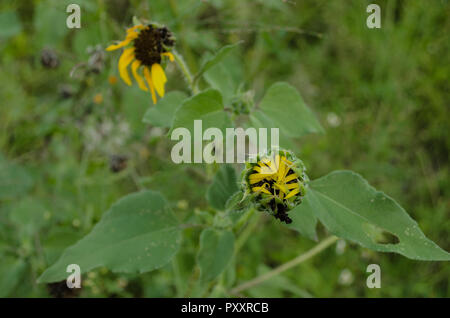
173;50;199;95
234;210;259;254
229;235;339;295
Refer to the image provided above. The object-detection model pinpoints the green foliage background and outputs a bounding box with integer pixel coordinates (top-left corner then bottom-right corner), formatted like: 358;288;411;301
0;0;449;297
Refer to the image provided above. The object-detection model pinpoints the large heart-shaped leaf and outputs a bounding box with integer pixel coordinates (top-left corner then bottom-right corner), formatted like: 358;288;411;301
302;170;450;260
250;82;324;142
38;190;182;283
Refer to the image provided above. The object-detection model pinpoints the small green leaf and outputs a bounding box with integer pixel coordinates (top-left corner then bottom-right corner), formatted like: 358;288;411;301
206;165;239;210
250;82;324;140
170;88;232;135
143;91;188;128
38;190;182;283
197;228;235;283
306;170;450;260
0;155;34;200
0;257;27;297
195;42;242;81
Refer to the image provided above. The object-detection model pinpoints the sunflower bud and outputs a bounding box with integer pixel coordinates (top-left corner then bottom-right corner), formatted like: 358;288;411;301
241;149;308;224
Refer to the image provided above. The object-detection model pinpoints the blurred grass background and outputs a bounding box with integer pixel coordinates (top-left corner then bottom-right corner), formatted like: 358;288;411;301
0;0;448;297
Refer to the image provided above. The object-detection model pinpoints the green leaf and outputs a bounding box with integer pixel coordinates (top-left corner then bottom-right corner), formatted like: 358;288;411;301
249;110;296;150
170;88;232;135
38;190;182;283
206;165;239;210
306;170;450;260
143;91;188;128
43;228;83;265
225;191;256;226
0;155;34;200
9;198;48;236
0;257;27;297
197;228;235;283
250;82;324;140
204;63;237;106
0;11;22;39
122;87;150;135
287;200;318;241
195;42;242;81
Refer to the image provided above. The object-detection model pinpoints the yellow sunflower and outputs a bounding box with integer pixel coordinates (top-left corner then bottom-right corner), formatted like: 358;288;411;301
242;149;308;224
249;153;301;200
106;24;176;104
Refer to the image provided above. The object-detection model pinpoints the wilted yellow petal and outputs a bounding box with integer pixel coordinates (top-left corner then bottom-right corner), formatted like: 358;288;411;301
131;60;148;92
285;188;300;199
118;48;135;86
106;31;138;51
252;186;271;195
274;183;288;194
286;183;299;190
143;66;157;104
284;173;299;183
249;173;272;184
162;52;175;62
126;25;144;34
151;63;167;97
106;40;130;51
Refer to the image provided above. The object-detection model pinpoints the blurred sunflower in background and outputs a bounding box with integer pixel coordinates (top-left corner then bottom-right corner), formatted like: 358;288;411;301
106;23;176;104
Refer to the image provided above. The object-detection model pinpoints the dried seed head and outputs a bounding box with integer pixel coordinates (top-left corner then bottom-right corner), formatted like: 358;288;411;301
41;48;60;69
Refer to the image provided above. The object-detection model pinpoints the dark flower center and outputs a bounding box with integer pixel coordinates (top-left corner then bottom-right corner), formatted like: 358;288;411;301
133;25;175;66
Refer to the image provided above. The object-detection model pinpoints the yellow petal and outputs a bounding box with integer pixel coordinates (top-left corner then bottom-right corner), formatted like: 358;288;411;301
151;63;167;97
286;182;299;190
106;40;130;51
284;173;299;183
285;188;300;199
106;31;138;51
252;186;271;195
126;25;143;34
118;48;135;86
273;183;288;194
144;66;157;104
131;60;148;92
162;52;175;62
249;174;272;184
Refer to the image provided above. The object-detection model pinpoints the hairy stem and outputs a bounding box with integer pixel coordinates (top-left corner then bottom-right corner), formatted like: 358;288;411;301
234;210;259;254
173;50;199;94
229;235;339;295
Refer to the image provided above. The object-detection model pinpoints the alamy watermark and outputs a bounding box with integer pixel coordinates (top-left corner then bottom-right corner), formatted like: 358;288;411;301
366;4;381;29
170;120;279;164
66;4;81;29
366;264;381;288
66;264;81;288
